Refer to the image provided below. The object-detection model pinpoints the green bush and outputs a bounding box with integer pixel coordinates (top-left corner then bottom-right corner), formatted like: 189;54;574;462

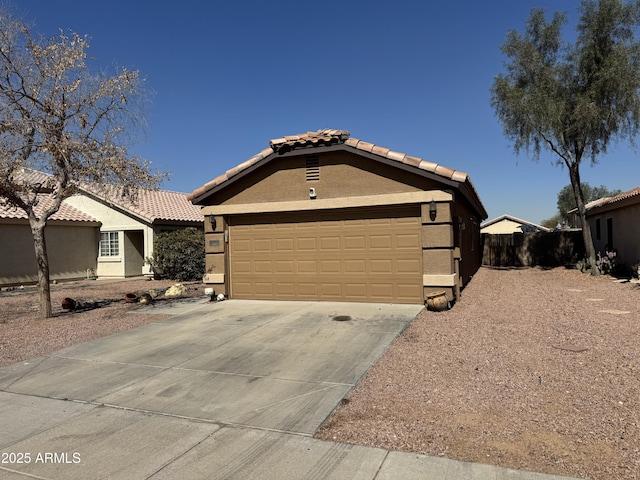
151;227;205;281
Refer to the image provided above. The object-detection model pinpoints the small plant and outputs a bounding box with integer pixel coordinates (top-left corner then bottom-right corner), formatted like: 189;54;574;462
595;250;617;275
631;261;640;279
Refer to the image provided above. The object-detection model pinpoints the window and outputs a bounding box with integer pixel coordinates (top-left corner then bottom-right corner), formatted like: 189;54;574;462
595;219;601;241
100;232;119;257
606;218;613;249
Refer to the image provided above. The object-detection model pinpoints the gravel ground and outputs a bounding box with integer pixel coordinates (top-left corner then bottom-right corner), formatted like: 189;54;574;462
1;269;638;479
0;278;207;366
316;267;640;480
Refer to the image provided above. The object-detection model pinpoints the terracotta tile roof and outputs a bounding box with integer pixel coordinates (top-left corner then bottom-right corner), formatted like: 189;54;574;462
585;186;640;212
270;129;351;153
0;196;100;223
188;129;486;218
3;169;203;224
83;184;204;224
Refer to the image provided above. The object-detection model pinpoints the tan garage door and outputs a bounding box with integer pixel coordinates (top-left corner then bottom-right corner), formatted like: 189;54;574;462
228;207;423;303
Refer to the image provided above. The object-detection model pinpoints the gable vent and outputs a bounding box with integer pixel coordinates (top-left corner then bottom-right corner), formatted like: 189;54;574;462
305;155;320;181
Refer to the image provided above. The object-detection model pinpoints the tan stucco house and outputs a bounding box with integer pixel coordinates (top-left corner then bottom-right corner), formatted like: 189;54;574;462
1;169;204;284
481;214;551;234
584;186;640;270
189;129;487;305
0;197;101;286
64;184;204;278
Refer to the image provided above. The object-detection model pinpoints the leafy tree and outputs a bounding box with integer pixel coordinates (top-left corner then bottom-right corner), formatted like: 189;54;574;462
491;0;640;273
556;183;622;225
541;213;563;230
0;10;166;317
152;228;205;282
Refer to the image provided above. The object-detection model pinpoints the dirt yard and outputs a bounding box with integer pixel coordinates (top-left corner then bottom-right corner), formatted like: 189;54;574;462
0;278;206;366
0;268;638;479
316;267;639;480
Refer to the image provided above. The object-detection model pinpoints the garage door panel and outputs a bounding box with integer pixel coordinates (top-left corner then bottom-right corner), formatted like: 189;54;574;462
275;260;294;273
396;233;421;249
397;258;422;274
297;260;317;273
320;237;341;250
254;260;272;273
229;207;422;304
344;235;366;250
297;237;317;250
369;235;392;250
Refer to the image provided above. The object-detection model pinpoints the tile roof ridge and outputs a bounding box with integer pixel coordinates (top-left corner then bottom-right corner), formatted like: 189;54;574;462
344;136;470;182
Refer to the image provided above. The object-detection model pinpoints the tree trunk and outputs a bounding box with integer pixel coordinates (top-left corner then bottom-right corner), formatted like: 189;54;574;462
569;163;598;275
29;218;53;318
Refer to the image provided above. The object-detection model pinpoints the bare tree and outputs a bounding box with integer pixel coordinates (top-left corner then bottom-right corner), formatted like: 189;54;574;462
0;10;166;318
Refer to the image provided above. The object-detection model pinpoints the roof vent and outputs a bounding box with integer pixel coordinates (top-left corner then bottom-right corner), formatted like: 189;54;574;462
306;156;320;181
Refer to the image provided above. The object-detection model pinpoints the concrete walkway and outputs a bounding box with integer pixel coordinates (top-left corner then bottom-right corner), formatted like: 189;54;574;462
0;299;582;479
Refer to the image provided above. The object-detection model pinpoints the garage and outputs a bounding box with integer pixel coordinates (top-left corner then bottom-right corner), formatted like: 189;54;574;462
228;207;422;303
189;129;487;306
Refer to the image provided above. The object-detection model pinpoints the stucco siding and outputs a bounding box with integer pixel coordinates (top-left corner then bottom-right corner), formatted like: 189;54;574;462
0;221;99;286
208;152;445;206
589;203;640;268
481;219;525;234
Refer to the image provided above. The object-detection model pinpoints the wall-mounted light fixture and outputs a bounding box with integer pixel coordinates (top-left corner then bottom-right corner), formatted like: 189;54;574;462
209;216;217;231
309;187;317;199
429;200;437;221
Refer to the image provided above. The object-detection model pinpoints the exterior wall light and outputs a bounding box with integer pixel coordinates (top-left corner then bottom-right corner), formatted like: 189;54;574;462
209;216;217;231
429;200;437;221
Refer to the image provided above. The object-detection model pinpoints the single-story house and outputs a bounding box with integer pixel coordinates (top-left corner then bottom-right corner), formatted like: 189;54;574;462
584;186;640;270
2;169;204;283
0;197;101;286
188;129;487;304
64;183;204;278
481;214;551;234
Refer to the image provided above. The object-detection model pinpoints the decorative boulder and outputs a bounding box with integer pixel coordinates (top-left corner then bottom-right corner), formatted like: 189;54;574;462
164;283;187;298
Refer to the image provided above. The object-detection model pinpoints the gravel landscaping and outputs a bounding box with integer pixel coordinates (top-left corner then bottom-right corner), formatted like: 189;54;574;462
0;278;206;366
316;267;639;480
0;268;638;479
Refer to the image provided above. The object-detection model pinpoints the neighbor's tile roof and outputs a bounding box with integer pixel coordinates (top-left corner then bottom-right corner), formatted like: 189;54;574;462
8;169;203;224
0;196;100;223
188;129;483;215
481;214;551;232
84;184;204;224
585;186;640;212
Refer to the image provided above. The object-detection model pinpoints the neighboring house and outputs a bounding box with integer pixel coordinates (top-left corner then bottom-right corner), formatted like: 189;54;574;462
64;184;204;278
481;214;551;234
189;129;487;305
0;197;101;286
584;186;640;270
2;169;204;282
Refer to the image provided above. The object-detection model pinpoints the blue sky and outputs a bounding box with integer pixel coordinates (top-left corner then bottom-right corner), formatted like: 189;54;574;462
15;0;640;224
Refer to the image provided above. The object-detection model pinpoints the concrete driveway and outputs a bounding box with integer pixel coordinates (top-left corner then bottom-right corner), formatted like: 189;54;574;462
0;299;580;480
0;299;422;478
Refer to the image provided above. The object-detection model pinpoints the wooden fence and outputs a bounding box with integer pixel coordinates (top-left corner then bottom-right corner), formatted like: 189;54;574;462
482;231;585;268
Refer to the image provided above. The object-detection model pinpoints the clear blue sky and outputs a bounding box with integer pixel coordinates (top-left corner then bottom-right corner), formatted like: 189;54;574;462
15;0;640;224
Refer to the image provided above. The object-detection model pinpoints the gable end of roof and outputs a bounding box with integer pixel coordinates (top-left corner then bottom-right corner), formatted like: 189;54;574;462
189;129;487;219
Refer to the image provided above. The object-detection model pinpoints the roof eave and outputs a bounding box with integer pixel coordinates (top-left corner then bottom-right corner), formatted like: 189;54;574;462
190;143;487;218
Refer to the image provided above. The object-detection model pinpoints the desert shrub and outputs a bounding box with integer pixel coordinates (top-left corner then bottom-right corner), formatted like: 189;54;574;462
151;227;205;281
595;250;617;275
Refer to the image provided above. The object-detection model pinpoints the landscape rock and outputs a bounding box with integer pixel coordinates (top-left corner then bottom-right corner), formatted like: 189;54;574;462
164;283;187;298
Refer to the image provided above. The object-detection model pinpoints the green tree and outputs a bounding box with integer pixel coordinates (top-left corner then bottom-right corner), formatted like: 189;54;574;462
0;10;166;317
557;183;622;225
541;213;563;230
491;0;640;273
